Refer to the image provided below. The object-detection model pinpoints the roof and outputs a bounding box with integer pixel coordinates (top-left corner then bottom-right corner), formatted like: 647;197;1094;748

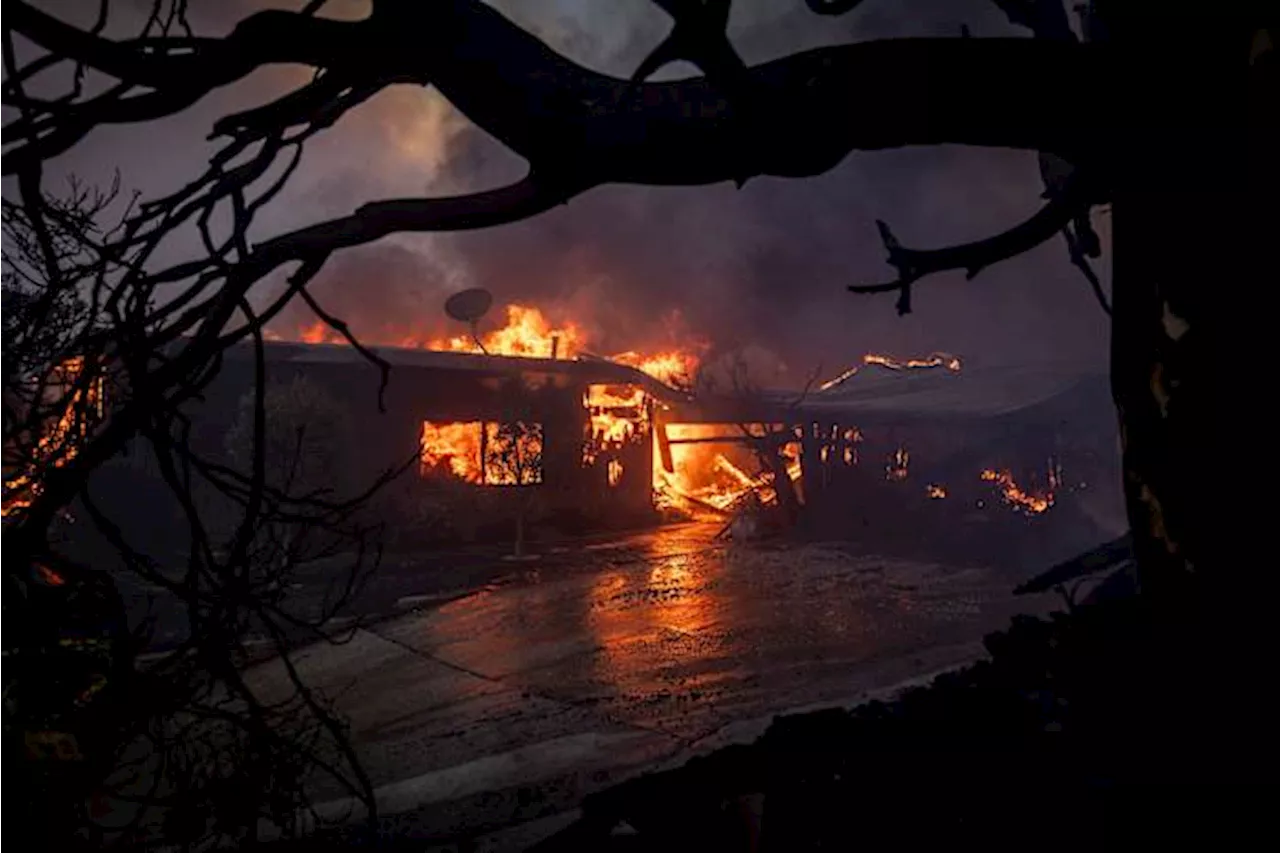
759;364;1110;424
244;342;688;400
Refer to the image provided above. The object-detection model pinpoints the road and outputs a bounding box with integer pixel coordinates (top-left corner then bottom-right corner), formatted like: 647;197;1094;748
242;523;1057;846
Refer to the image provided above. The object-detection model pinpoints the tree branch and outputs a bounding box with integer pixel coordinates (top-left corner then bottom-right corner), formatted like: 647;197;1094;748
6;1;1104;181
849;170;1100;315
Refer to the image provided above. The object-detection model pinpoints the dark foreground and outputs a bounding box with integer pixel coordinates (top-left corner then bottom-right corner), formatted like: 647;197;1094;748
241;523;1073;848
536;592;1275;852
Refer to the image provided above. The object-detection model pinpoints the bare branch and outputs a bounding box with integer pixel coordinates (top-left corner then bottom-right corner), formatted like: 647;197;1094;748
849;171;1100;315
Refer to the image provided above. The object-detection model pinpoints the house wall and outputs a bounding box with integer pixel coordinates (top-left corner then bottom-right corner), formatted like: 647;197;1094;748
137;355;659;549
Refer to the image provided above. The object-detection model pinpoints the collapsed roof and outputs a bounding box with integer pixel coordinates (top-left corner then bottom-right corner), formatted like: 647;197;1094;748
767;364;1111;425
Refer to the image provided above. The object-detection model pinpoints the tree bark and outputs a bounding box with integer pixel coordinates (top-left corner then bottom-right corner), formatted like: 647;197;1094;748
1105;3;1268;613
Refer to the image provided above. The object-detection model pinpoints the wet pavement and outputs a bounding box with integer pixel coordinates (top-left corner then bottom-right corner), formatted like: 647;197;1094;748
246;523;1056;842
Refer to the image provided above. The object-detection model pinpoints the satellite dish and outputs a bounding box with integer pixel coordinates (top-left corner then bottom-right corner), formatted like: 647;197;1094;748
445;288;493;324
443;288;493;354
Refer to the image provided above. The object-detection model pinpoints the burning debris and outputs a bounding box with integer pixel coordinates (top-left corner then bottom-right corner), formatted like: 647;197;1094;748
656;424;803;519
817;352;962;392
927;484;947;499
3;356;104;519
885;447;910;482
981;467;1055;514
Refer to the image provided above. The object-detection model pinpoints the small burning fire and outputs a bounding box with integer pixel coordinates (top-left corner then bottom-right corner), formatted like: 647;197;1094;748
3;357;102;519
981;468;1054;514
927;484;947;499
818;352;962;392
885;446;910;482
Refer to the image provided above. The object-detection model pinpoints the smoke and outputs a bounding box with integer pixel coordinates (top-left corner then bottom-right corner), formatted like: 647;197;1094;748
39;0;1112;384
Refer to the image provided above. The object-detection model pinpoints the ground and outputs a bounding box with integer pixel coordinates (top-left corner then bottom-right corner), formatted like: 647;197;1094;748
243;522;1058;846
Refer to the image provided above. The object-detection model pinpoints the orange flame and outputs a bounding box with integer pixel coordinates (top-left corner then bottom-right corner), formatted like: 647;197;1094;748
653;424;801;516
927;483;947;499
818;351;962;392
420;421;544;486
3;357;102;519
420;422;484;483
280;303;796;516
435;305;586;359
885;446;910;482
981;468;1054;514
609;350;699;389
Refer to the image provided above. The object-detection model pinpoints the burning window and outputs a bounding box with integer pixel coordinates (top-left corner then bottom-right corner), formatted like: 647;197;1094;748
583;384;649;465
420;421;544;486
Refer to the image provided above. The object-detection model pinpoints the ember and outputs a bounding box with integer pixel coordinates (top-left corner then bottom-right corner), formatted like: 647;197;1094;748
981;468;1054;514
886;447;910;482
3;357;103;519
817;352;962;392
927;484;947;499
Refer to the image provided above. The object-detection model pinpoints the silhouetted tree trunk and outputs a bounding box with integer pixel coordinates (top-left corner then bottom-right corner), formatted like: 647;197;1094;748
1104;3;1268;611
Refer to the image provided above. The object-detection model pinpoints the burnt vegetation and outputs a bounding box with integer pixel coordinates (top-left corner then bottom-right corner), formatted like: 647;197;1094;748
2;0;1270;849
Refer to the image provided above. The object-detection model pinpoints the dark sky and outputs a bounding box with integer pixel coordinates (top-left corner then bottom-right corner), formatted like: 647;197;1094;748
41;0;1112;387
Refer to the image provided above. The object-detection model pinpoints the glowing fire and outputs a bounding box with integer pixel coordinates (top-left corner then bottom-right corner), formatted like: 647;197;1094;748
927;484;947;499
436;305;586;359
420;421;544;485
421;422;484;483
286;303;797;516
584;384;648;458
3;357;102;519
886;446;910;482
609;350;699;389
818;352;962;392
654;424;802;516
981;468;1054;514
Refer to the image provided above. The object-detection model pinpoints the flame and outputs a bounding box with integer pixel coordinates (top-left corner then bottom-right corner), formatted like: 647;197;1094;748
609;350;699;389
818;351;962;392
437;305;585;359
885;446;910;482
299;321;335;345
3;357;102;519
653;424;801;517
420;421;544;486
421;422;483;483
926;484;947;499
584;384;648;458
981;468;1054;514
279;303;799;517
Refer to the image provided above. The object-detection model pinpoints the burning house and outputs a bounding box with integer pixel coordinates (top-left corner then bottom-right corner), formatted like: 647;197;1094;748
714;358;1126;568
70;300;1121;568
